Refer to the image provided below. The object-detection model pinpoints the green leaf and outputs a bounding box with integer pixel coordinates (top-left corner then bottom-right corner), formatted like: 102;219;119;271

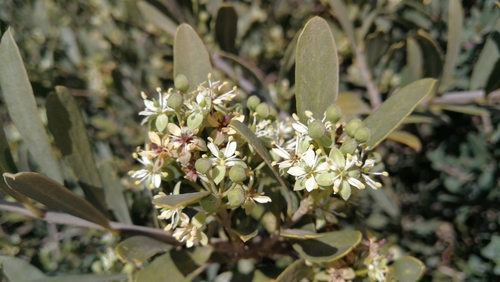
231;226;258;242
3;172;112;230
174;24;212;92
215;4;238;54
46;86;107;213
481;235;500;260
438;104;490;116
364;78;437;149
280;229;324;239
405;37;423;84
137;1;177;39
275;259;314;282
295;16;339;121
155;114;168;132
98;160;132;224
439;0;463;93
29;273;128;282
290;230;361;263
387;130;422;152
470;17;500;91
116;236;172;262
136;247;212;282
366;188;400;219
0;28;63;184
415;30;444;79
0;255;46;282
328;0;356;46
152;191;211;209
389;256;425;282
336;92;371;115
365;30;389;71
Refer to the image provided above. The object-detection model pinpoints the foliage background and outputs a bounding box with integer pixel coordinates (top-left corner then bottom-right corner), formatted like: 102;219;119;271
0;0;500;281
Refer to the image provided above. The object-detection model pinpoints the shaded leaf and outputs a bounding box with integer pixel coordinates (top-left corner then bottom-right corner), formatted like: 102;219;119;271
278;29;300;83
231;226;258;242
174;24;212;92
0;255;46;282
364;78;437;149
470;18;500;90
295;16;339;121
46;86;107;213
366;188;400;219
336;92;372;115
290;230;361;263
389;256;425;282
275;259;314;282
387;130;422;152
30;274;128;282
328;0;356;45
137;1;177;38
439;0;463;93
438;104;490;116
3;172;111;230
116;235;172;262
0;28;63;184
98;160;132;224
280;229;324;239
415;30;444;79
365;30;389;71
215;4;238;54
152;191;211;209
406;37;423;84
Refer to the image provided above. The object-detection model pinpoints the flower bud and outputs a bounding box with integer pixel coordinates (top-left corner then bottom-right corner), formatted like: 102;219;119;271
246;95;260;111
229;165;247;182
325;104;342;123
195;158;212;174
345;119;363;137
308;120;326;139
354;127;371;143
200;194;221;213
255;103;270;119
227;187;246;207
339;138;358;155
174;74;190;93
167;92;184;110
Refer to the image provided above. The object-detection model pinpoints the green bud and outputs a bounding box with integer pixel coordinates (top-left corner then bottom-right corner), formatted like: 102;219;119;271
200;194;221;213
325;104;342;123
339;138;358;155
354;127;371;143
308;120;326;139
167;92;184;110
269;106;277;120
195;158;212;174
227;187;246;207
246;95;260;110
345;119;363;137
229;165;247;182
255;103;270;119
174;74;190;93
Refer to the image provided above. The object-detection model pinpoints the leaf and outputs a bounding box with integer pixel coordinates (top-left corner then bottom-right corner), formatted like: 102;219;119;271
174;24;212;92
215;4;238;54
280;229;325;239
389;256;425;282
328;0;356;46
116;236;172;262
0;255;46;282
152;191;211;209
364;78;437;149
295;16;339;121
387;130;422;152
439;0;463;93
98;160;132;224
406;37;423;84
415;30;444;79
46;86;107;213
3;172;112;230
229;120;293;217
470;17;500;90
365;30;390;71
438;104;490;116
137;1;177;38
275;259;314;282
290;230;361;263
231;226;258;242
366;188;400;219
0;28;63;184
29;273;128;282
336;92;372;115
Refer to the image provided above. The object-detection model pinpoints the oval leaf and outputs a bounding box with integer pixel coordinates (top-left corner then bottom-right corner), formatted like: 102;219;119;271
439;0;463;93
116;235;172;262
470;17;500;90
46;86;107;213
0;255;46;282
389;256;425;282
152;191;211;209
363;78;437;149
0;28;63;184
295;16;339;121
406;37;423;84
337;91;372;115
137;1;178;38
280;229;325;239
29;274;128;282
290;230;361;263
415;30;444;79
275;259;314;282
3;172;111;230
231;226;258;242
387;130;422;152
174;24;212;92
215;4;238;54
98;160;132;224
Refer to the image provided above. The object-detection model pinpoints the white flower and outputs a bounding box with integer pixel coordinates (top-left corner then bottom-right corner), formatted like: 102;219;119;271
172;212;209;248
138;90;172;124
328;148;365;200
208;140;242;167
287;149;328;192
359;158;387;190
130;156;163;189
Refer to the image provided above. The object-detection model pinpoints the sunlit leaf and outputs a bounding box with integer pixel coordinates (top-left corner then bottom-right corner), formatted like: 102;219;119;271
439;0;463;93
0;28;63;184
174;24;212;92
215;4;238;54
152;191;211;209
137;1;177;38
389;256;425;282
0;255;46;282
3;172;112;230
116;236;172;262
295;16;339;121
46;86;107;213
336;92;371;115
470;17;500;91
290;230;361;263
275;259;314;282
280;229;324;239
387;130;422;152
364;78;437;149
231;226;258;242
